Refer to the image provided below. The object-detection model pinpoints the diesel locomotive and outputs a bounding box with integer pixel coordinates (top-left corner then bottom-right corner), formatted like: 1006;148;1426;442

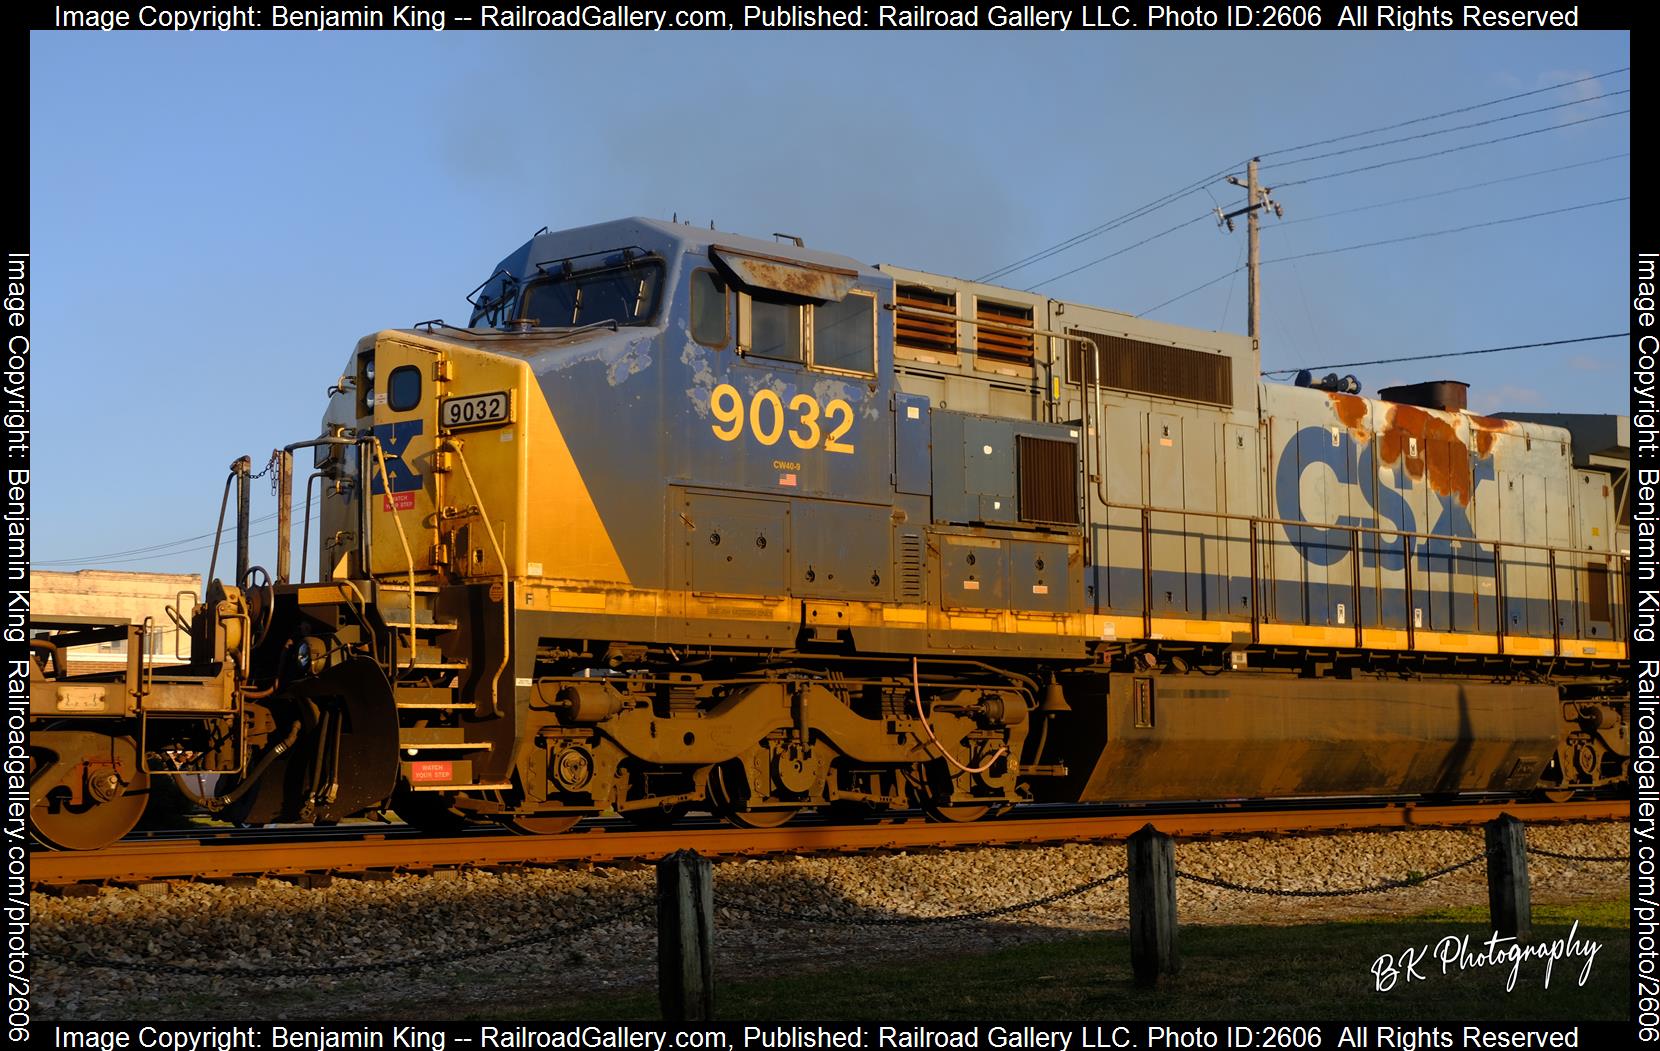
28;217;1631;849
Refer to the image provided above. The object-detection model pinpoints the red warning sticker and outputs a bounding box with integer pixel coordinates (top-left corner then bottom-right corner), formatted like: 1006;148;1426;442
409;760;454;783
382;492;417;512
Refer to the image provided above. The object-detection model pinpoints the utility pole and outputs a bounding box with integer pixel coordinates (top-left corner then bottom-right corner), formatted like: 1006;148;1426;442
1216;157;1282;341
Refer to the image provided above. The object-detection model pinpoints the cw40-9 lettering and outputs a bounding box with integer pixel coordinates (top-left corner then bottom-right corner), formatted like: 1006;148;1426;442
709;383;855;454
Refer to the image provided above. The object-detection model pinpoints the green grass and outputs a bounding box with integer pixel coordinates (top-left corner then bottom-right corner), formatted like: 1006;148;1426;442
491;900;1628;1022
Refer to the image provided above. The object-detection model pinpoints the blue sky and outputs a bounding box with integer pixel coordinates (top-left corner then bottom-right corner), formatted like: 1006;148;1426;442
29;29;1630;575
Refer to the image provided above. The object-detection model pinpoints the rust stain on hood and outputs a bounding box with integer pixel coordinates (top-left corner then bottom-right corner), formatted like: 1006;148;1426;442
1326;391;1370;440
1467;414;1514;459
1379;403;1473;505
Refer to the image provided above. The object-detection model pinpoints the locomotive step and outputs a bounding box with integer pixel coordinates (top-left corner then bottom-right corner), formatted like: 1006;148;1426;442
384;619;461;631
406;782;513;792
399;741;494;751
395;701;477;710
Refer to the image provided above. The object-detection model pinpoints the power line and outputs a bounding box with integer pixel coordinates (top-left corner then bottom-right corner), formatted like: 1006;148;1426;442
1256;66;1628;162
976;169;1234;283
1137;193;1627;318
1258;89;1627;172
983;68;1628;291
33;512;281;566
1273;108;1629;190
32;512;323;570
1263;195;1627;265
1137;266;1244;318
1261;333;1629;377
1022;212;1212;291
1271;152;1628;228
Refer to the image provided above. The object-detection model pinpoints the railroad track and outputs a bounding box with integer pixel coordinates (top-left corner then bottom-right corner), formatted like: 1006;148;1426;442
31;799;1627;888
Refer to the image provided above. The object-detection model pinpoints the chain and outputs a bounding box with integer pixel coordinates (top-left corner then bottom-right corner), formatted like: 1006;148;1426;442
724;870;1126;927
1526;845;1630;863
1177;850;1490;897
48;900;647;979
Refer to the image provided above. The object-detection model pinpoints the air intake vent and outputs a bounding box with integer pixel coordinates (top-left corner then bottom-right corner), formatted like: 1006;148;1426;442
898;531;925;602
895;285;958;356
1018;436;1080;526
1067;329;1233;407
976;300;1035;366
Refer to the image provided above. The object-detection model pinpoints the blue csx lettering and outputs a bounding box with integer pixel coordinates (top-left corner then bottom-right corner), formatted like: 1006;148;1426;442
369;420;423;495
1273;426;1494;573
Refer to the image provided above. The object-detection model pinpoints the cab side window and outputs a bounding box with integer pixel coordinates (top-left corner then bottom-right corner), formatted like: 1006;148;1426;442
735;290;873;374
812;291;875;374
690;269;728;347
749;299;805;363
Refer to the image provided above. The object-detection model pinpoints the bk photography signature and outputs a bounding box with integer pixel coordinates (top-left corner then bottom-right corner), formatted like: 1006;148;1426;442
1371;922;1603;992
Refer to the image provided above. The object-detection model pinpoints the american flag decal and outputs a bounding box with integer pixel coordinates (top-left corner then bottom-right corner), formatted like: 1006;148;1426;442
779;473;798;487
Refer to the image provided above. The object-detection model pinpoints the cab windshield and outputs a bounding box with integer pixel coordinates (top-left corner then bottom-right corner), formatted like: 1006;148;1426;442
512;260;663;329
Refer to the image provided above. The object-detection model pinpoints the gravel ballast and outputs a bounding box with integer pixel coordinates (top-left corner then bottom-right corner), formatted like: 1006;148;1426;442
32;821;1631;1020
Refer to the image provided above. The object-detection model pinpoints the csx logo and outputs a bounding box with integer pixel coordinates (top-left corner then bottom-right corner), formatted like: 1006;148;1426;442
1275;426;1494;573
369;420;423;495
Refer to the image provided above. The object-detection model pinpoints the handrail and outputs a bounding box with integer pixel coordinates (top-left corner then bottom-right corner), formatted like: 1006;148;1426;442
1098;498;1617;560
367;439;419;672
1101;498;1623;653
446;437;511;718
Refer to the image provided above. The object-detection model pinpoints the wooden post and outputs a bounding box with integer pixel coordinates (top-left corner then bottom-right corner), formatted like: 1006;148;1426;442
1485;814;1531;941
1128;824;1179;986
656;849;715;1021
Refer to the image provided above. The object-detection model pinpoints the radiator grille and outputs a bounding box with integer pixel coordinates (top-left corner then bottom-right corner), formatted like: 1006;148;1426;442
976;299;1035;365
1068;329;1233;406
895;284;958;356
898;531;925;602
1018;435;1079;526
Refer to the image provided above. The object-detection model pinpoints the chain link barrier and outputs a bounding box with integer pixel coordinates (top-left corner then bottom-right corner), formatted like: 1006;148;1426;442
44;832;1626;977
723;870;1127;927
1176;850;1492;897
46;899;648;979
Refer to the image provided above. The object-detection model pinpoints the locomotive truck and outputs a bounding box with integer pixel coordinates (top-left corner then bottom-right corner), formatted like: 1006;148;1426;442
28;217;1630;849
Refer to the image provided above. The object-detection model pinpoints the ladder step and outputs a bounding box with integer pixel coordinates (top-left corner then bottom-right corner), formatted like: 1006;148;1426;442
405;661;468;671
378;582;441;593
386;620;460;631
408;782;512;792
396;702;476;710
401;742;493;751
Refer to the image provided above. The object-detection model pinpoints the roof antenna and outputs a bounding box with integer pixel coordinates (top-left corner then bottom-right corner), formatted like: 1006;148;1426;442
773;232;804;247
672;212;677;223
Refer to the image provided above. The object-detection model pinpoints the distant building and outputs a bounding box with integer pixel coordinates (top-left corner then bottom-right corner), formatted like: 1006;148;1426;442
32;569;203;667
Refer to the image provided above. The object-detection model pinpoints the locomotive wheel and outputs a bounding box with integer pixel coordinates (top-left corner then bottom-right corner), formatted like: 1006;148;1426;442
709;761;798;829
919;801;993;823
502;813;583;836
485;784;582;836
30;728;151;851
1540;789;1577;804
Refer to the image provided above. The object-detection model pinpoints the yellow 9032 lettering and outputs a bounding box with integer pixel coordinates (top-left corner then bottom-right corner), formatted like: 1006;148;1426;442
708;383;855;454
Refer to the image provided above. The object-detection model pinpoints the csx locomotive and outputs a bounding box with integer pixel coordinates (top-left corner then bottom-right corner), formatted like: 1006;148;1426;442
28;217;1631;849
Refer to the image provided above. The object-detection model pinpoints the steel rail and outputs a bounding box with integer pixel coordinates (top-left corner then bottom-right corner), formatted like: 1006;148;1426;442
32;800;1626;886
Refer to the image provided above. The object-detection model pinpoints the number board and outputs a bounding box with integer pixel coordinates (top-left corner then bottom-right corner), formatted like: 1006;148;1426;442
440;391;513;430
